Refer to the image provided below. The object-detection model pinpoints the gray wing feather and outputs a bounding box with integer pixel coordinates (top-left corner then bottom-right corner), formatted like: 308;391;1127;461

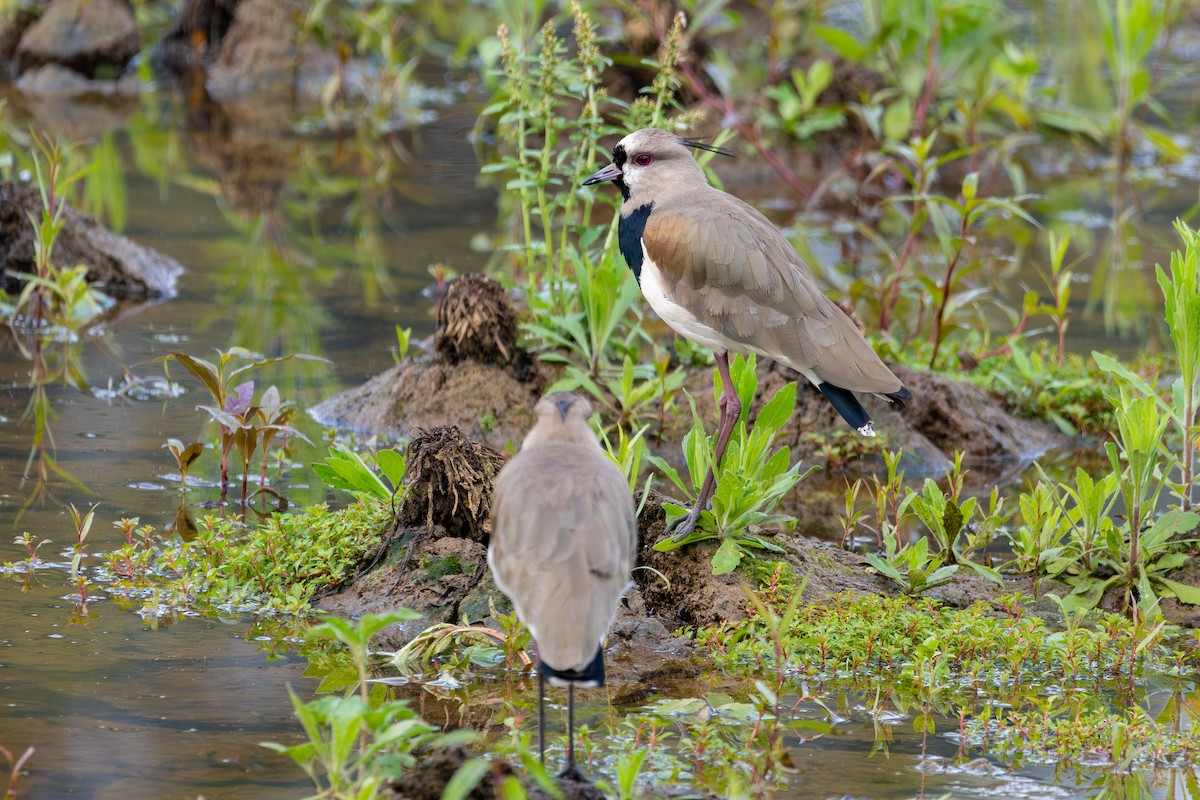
643;192;902;394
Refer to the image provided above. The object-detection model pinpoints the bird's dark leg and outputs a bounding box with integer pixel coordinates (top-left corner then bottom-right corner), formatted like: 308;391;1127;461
557;683;588;782
667;352;742;542
538;665;546;764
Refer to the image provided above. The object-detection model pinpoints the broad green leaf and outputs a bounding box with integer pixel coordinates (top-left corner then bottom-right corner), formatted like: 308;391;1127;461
712;538;742;575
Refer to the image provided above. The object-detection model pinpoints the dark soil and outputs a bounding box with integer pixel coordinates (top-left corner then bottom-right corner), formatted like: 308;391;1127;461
0;180;182;298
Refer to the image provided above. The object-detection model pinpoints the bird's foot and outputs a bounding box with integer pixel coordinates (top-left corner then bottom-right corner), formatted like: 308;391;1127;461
665;503;705;543
557;764;591;784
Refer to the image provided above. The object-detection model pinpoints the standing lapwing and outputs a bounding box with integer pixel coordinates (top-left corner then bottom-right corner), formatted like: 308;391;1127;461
489;391;637;781
582;128;911;539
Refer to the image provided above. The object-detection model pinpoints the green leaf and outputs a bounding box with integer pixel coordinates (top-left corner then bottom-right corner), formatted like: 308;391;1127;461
811;25;867;60
711;538;743;575
376;449;407;489
1156;576;1200;605
755;381;797;433
439;756;491;800
1145;509;1200;540
865;552;905;584
1092;351;1158;398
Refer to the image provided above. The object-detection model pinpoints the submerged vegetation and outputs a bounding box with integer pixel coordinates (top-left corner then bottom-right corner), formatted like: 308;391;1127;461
1;0;1200;798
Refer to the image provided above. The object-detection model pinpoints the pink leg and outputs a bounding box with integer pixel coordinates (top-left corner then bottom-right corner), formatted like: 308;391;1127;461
666;352;742;541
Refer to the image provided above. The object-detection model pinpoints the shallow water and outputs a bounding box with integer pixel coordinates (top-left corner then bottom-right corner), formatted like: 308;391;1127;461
0;76;1196;799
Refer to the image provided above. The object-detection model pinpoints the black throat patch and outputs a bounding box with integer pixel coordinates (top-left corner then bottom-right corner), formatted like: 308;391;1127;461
611;143;630;200
618;203;653;283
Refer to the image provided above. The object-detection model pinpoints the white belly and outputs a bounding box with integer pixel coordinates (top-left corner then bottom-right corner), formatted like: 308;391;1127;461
639;243;739;354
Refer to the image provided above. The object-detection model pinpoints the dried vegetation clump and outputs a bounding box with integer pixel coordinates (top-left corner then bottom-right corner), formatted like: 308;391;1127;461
435;272;520;367
396;425;507;542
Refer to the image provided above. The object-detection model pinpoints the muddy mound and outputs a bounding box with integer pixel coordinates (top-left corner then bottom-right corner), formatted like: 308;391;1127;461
317;533;498;646
310;274;544;451
890;364;1063;462
0;180;182;298
398;426;507;543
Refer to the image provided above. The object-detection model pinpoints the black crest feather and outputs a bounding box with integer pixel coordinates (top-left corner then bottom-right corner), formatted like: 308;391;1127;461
680;137;735;158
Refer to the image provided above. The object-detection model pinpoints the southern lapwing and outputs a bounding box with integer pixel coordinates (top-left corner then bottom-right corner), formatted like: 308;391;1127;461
582;128;911;539
489;391;637;781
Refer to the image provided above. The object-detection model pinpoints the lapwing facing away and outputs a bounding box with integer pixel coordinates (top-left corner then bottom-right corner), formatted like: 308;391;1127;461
582;128;911;539
489;391;637;781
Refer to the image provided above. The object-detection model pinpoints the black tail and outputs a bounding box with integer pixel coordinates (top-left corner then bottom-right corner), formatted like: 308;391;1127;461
818;382;873;435
542;646;605;688
886;386;913;407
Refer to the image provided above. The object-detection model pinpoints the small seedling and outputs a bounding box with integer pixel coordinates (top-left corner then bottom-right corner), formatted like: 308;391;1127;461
163;439;204;489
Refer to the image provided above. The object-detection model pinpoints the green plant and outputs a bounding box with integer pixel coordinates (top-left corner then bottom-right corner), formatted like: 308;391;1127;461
1039;463;1119;574
865;530;958;596
525;247;644;378
882;142;1038;368
866;449;912;550
391;325;413;363
389;617;530;677
163;439;204;490
1155;220;1200;512
67;502;98;604
199;382;311;508
835;478;866;549
7;134;104;332
1039;232;1074;367
762;60;846;143
650;355;814;574
160;349;323;504
264;612;476;799
11;532;49;567
906;475;1003;586
979;344;1113;435
312;443;407;510
597;423;654;516
106;500;392;616
1097;0;1179;166
1004;480;1074;582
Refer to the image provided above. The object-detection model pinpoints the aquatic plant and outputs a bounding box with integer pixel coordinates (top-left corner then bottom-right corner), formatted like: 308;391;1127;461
7;135;107;333
866;530;958;596
66;502;98;607
389;612;531;677
1154;221;1200;512
160;349;323;505
695;587;1200;769
264;612;477;799
905;457;1004;585
163;439;204;490
0;742;33;800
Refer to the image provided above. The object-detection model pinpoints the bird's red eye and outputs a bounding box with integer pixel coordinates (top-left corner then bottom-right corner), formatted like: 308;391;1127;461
633;153;653;166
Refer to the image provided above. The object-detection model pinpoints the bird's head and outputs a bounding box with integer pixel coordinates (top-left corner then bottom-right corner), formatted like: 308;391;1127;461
522;391;599;449
581;128;732;202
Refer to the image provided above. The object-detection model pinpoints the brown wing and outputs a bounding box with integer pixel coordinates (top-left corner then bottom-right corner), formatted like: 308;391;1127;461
489;445;635;672
642;191;902;394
